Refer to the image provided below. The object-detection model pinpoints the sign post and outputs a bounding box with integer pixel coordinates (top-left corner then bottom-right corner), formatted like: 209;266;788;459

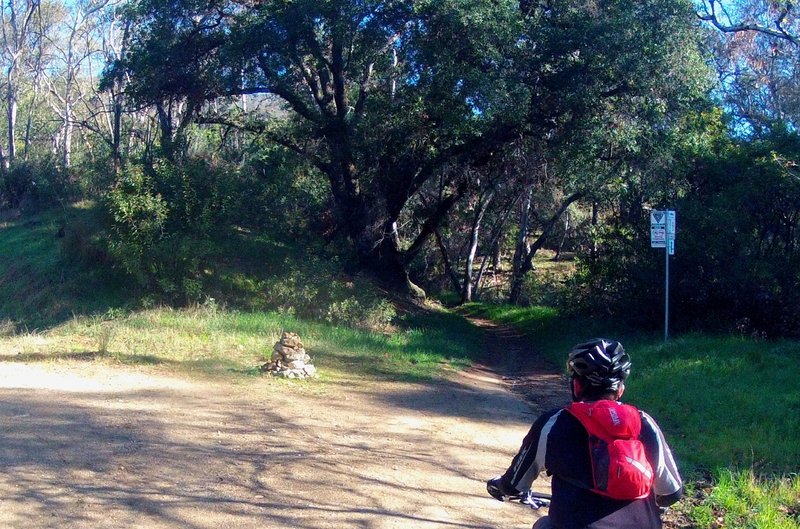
651;210;676;341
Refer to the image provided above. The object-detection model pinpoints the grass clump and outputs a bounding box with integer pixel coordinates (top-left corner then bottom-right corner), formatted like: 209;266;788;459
689;470;800;529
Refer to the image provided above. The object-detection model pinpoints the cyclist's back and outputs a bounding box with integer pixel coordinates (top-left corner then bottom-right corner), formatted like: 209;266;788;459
487;339;683;529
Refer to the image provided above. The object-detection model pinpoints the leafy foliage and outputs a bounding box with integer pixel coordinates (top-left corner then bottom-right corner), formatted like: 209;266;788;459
569;107;800;337
0;159;76;212
674;127;800;336
108;0;712;291
105;157;237;300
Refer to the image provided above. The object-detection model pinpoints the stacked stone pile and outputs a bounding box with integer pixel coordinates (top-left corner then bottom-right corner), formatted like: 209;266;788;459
261;332;317;379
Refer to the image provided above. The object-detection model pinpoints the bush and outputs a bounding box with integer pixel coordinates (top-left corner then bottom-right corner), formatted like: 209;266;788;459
104;158;236;301
235;145;330;239
105;164;170;286
258;256;396;330
0;158;75;212
569;130;800;338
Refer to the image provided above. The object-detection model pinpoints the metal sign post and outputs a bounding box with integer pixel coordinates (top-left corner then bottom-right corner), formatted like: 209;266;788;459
664;238;670;341
651;210;676;341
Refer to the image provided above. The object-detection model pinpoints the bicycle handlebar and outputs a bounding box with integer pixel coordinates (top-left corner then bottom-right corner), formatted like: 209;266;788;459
505;491;552;510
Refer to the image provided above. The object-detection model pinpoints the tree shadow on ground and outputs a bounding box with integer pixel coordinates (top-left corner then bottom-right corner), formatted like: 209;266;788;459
0;368;539;529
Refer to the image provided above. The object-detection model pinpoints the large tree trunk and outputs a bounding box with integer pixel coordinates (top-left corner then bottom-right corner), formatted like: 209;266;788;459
351;217;425;296
326;160;416;292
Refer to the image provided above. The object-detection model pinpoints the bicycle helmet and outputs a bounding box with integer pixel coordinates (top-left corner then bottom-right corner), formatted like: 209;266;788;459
567;338;631;400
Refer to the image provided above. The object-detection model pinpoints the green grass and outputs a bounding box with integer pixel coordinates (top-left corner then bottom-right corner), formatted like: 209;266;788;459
462;302;800;529
631;336;800;474
0;205;484;383
689;471;800;529
0;299;484;384
0;203;130;331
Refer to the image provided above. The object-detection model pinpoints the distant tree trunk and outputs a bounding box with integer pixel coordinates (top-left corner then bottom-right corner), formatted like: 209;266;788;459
462;189;494;303
434;228;462;293
6;91;17;166
475;239;500;298
63;101;73;167
590;201;599;261
111;98;123;173
554;212;571;260
23;96;33;160
104;12;130;176
492;240;502;270
475;194;518;298
509;191;584;304
1;0;41;168
510;187;533;303
23;51;43;161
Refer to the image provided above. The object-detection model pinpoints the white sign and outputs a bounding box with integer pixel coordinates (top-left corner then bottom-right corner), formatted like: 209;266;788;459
651;210;676;253
650;211;666;248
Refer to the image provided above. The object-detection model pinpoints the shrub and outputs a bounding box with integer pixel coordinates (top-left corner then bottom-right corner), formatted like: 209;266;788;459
0;158;75;212
105;164;170;287
258;257;397;330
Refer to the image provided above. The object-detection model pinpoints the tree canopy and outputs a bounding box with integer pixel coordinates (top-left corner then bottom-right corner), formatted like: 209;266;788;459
2;0;800;336
107;0;710;292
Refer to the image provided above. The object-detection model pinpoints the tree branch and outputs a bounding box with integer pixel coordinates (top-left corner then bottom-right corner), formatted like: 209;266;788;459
522;190;584;264
403;178;470;263
698;1;800;46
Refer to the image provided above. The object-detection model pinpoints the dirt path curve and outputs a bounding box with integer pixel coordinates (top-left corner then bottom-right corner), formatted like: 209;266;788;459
0;320;565;529
467;319;568;415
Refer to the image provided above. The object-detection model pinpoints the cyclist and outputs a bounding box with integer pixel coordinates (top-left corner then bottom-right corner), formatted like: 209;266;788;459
486;338;683;529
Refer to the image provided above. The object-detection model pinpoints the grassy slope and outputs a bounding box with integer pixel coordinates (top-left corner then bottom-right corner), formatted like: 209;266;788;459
0;204;130;332
0;205;483;384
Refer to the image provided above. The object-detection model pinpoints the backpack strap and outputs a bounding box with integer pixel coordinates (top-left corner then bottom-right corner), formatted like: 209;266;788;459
566;400;642;441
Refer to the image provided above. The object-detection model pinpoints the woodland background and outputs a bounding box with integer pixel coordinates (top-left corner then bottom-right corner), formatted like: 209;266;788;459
2;0;800;338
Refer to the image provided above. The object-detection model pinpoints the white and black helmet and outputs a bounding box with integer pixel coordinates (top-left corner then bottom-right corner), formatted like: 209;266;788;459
567;338;631;393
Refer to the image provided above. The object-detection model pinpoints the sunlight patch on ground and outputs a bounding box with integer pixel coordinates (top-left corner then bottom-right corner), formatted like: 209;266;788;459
0;363;192;392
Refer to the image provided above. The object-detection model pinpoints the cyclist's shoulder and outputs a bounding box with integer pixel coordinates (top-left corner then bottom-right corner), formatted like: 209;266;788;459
534;407;570;425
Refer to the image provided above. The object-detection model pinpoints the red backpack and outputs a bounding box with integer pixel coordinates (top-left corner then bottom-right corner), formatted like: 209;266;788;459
565;400;655;500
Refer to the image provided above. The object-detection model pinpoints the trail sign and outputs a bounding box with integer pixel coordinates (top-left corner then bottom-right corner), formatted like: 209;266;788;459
650;209;677;341
666;210;676;255
650;211;666;248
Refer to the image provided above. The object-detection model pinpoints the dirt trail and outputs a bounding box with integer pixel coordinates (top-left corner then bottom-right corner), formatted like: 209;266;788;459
0;321;564;529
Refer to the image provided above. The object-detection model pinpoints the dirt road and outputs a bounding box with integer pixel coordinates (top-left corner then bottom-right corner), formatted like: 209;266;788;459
0;321;564;529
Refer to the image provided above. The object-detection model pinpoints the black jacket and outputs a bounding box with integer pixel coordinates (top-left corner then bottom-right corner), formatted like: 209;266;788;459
501;404;683;529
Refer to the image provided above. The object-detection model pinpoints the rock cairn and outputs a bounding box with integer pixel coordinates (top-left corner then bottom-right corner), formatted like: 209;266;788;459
261;332;317;379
